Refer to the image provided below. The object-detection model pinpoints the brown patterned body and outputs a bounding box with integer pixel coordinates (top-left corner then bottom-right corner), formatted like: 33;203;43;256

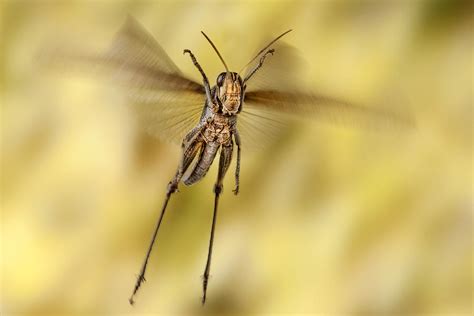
183;110;235;186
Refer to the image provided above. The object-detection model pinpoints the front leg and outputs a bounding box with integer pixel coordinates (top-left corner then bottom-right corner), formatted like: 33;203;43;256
243;48;275;83
233;129;241;195
183;49;212;103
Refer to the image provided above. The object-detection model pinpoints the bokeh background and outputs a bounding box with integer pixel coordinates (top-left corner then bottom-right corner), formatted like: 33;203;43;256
1;0;472;315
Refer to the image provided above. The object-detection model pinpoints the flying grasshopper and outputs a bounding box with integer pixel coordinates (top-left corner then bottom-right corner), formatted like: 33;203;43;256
77;17;410;306
126;24;291;305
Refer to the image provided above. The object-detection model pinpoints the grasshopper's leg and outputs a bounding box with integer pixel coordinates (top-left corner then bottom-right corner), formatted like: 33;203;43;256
129;136;204;305
232;129;241;195
201;143;233;305
243;48;275;83
183;49;212;103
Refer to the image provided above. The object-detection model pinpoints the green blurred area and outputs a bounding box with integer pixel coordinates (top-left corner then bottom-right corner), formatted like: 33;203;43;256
1;0;472;315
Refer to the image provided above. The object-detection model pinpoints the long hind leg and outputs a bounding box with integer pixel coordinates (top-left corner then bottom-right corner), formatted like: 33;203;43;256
201;143;234;304
129;137;204;305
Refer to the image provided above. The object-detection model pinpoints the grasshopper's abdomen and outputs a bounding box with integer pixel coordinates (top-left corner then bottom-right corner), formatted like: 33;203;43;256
183;141;219;186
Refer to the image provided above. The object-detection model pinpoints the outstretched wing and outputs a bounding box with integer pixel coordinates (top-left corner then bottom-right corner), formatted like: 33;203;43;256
43;17;206;144
102;17;206;144
238;42;414;150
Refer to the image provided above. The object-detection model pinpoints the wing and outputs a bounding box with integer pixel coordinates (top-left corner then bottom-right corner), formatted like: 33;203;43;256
43;17;205;144
238;42;414;150
235;43;300;151
244;90;413;128
102;17;206;144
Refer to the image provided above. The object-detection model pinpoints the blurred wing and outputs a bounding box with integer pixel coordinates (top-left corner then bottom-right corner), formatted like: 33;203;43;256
246;89;414;124
103;17;205;144
237;106;289;151
238;42;413;150
237;42;304;151
43;17;205;144
243;42;305;92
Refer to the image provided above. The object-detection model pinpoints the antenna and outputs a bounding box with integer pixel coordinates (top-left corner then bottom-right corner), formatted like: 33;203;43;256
201;31;229;72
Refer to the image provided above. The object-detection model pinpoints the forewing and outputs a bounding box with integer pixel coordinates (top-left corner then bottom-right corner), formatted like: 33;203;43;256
103;17;205;144
43;17;205;144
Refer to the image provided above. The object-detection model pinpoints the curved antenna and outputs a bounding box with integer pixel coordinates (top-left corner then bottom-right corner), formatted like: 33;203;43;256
201;31;229;72
239;29;293;74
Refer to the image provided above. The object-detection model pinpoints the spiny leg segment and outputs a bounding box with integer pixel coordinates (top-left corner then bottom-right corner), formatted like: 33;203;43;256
243;48;275;83
232;129;241;195
183;49;212;102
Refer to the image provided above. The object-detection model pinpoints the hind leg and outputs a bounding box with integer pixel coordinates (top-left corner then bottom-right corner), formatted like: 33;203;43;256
168;133;204;193
129;134;204;305
201;143;233;304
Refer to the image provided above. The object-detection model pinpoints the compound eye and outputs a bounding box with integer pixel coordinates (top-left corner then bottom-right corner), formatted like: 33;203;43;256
216;73;226;86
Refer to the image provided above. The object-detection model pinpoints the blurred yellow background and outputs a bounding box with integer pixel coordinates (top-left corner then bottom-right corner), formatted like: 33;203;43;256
1;0;472;315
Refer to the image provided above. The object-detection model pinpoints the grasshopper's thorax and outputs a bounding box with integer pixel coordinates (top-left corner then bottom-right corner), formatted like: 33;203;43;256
215;72;245;115
202;113;233;145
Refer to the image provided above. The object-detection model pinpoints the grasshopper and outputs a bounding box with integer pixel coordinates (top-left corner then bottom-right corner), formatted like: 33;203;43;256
79;17;410;305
